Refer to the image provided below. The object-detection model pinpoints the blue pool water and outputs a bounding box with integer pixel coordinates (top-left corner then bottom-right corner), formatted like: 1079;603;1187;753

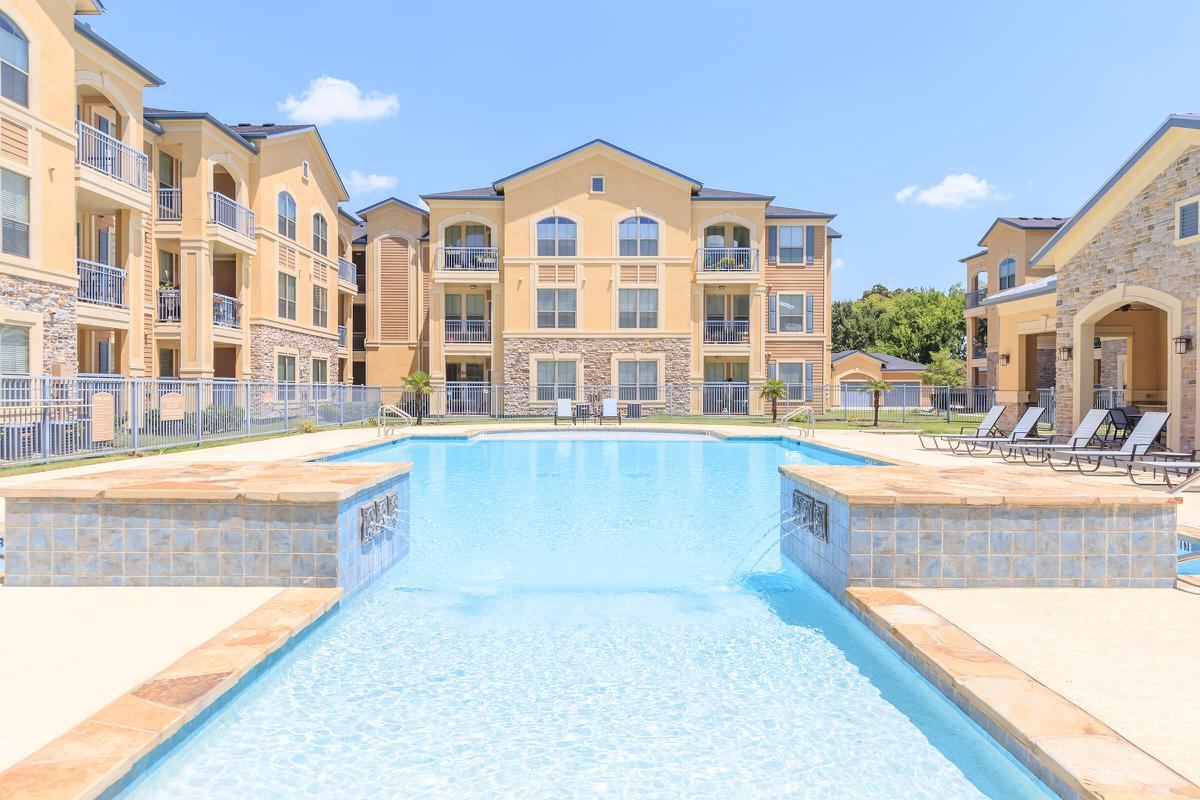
122;432;1052;798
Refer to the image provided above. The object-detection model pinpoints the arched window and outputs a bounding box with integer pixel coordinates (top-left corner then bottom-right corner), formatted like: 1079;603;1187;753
0;13;29;108
975;271;987;292
998;258;1017;291
619;216;658;257
312;213;327;255
277;192;296;239
536;216;576;257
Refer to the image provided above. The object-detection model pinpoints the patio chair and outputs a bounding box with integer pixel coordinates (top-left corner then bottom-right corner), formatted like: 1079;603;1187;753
1005;408;1110;466
915;405;1005;451
1127;451;1200;491
554;398;574;426
599;398;621;425
956;406;1046;457
1106;407;1133;442
1047;411;1178;473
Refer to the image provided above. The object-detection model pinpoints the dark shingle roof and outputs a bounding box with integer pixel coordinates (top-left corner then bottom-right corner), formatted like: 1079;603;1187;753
693;188;774;201
831;350;926;372
225;122;312;137
765;205;835;219
827;227;842;239
491;139;702;190
959;248;988;263
977;216;1068;246
421;186;502;201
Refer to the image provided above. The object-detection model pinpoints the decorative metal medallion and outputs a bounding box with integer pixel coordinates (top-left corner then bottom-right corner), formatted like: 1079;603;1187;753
792;489;829;543
359;492;400;545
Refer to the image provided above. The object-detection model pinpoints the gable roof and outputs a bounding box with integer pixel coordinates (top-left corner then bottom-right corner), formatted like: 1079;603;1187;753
831;349;926;372
765;204;836;219
75;21;163;86
693;187;774;201
356;197;430;218
490;139;702;191
975;216;1068;246
959;248;988;263
228;123;348;201
144;109;259;154
420;186;502;201
1032;113;1200;267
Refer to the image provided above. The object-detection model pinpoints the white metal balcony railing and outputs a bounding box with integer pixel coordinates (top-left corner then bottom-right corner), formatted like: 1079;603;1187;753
965;288;988;309
77;258;126;307
76;120;149;191
703;319;750;344
157;187;182;221
338;258;357;284
208;192;255;238
438;246;500;271
445;319;491;343
212;293;241;328
698;247;759;272
157;288;180;322
338;325;347;347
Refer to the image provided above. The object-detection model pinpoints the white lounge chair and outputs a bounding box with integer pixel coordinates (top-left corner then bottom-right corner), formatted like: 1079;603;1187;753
1005;408;1110;465
916;405;1005;451
554;398;574;426
1048;411;1178;473
599;398;621;425
957;406;1046;457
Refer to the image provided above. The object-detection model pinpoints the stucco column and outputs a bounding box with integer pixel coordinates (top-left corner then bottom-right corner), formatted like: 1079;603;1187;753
123;209;146;376
749;285;767;383
238;253;253;379
179;240;214;379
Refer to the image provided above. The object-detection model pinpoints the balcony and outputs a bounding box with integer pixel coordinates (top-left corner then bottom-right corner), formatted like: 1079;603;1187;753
157;188;182;221
972;343;987;359
212;293;241;328
338;325;347;347
697;247;759;273
208;192;255;239
438;246;499;272
965;288;989;309
445;319;491;344
703;319;750;344
157;288;180;322
338;258;357;286
352;331;366;352
75;121;148;191
77;259;125;308
356;268;366;294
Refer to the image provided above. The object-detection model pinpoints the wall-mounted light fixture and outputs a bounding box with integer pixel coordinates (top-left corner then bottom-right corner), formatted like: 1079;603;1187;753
998;353;1010;366
1174;336;1191;355
1058;345;1072;362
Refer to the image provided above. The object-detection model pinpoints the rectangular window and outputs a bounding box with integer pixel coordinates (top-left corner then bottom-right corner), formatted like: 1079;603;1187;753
591;176;605;193
158;250;177;285
778;226;805;263
277;353;296;399
312;358;328;384
705;293;725;320
1180;200;1199;240
618;288;658;328
0;323;29;374
778;362;807;400
1;168;30;258
157;152;178;188
618;360;658;402
778;294;805;332
313;215;328;256
277;272;296;320
444;293;462;320
536;288;576;328
0;24;29;107
157;347;175;378
465;293;486;319
312;285;328;328
536;360;576;401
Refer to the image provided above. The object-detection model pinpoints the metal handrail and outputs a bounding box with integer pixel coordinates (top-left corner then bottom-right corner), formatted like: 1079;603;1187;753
208;192;255;238
965;287;988;308
157;288;180;321
338;257;356;284
212;293;241;328
157;187;182;220
438;246;499;271
782;405;816;436
75;120;148;190
76;259;126;307
703;319;750;343
698;247;759;271
378;403;415;436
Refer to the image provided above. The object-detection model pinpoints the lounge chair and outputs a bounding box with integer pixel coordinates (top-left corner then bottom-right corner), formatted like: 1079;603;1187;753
1005;408;1110;466
554;398;574;426
599;398;621;425
956;406;1046;457
1127;453;1200;490
916;405;1005;451
1047;411;1178;473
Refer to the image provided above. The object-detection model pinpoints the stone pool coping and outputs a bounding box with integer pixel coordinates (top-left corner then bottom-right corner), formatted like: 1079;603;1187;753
782;463;1181;507
0;587;340;800
0;460;412;503
847;587;1200;800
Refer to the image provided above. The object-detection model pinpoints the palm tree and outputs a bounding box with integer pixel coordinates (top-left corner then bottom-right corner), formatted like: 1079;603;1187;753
402;371;433;425
859;378;893;427
760;379;788;423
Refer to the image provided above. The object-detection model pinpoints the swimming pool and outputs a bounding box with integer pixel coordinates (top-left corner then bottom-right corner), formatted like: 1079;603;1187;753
120;432;1052;798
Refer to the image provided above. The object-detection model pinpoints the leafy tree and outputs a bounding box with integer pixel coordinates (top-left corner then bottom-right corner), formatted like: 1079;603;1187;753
832;284;965;362
401;371;433;425
922;349;966;387
858;378;893;428
760;379;788;423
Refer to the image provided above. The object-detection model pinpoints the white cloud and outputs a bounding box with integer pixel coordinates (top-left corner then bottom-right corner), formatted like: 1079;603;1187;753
279;77;399;124
832;257;845;270
894;173;1001;209
346;170;397;194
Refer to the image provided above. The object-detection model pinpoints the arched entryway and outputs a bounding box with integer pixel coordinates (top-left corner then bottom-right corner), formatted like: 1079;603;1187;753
1071;285;1182;448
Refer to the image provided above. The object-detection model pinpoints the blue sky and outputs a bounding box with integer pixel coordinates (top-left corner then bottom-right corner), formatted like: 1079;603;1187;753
99;0;1200;299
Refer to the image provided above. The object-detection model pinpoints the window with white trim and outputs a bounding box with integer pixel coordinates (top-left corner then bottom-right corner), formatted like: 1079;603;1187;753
1179;200;1199;241
778;294;805;332
778;362;807;400
277;353;296;399
0;13;29;107
312;285;328;328
537;217;576;256
1;168;29;258
0;323;29;374
277;192;296;239
619;216;658;256
778;226;805;263
277;272;296;320
312;357;328;397
618;360;658;402
537;288;576;328
618;288;657;328
536;360;576;401
312;213;328;255
591;176;605;193
998;258;1017;291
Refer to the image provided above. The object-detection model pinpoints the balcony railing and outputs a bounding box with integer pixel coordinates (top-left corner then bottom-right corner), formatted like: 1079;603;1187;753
352;331;366;351
208;192;255;238
698;247;759;272
157;288;180;322
438;246;499;271
703;319;750;344
445;319;491;343
338;325;347;347
356;268;366;293
972;343;987;359
338;257;357;285
965;288;989;308
157;188;182;221
212;293;241;328
75;120;149;191
77;259;126;307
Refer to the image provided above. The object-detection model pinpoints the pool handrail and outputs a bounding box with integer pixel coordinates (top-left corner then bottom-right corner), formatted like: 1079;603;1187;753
378;403;415;437
782;406;815;437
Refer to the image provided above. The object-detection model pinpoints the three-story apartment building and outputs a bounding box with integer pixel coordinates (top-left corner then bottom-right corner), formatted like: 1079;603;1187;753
352;140;837;414
0;1;355;389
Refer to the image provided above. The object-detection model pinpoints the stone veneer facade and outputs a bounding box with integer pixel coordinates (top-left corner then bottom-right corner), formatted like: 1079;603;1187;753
501;335;692;414
249;323;341;383
1055;145;1200;445
0;275;77;375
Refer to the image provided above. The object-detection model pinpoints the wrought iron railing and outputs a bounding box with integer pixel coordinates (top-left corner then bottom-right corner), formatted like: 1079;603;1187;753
698;247;759;272
157;187;182;220
75;120;149;190
338;257;356;285
438;246;500;271
972;343;987;359
352;331;366;351
208;192;255;238
445;319;491;343
703;319;750;344
77;259;126;307
157;288;180;322
212;293;241;328
965;288;989;308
